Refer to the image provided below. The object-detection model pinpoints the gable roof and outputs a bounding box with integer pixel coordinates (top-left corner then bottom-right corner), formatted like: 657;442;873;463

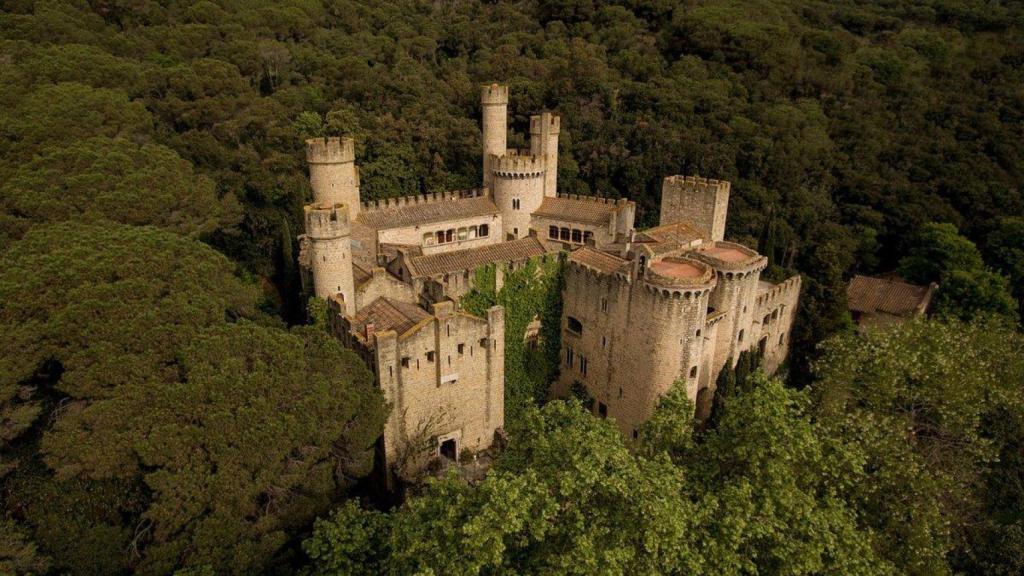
568;246;630;275
356;196;499;230
407;237;549;278
847;275;935;317
533;196;619;225
349;297;430;339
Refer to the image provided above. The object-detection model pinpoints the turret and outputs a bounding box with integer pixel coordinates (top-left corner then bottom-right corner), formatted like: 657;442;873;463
659;175;730;242
306;137;361;219
530;112;560;197
490;154;545;240
304;202;355;315
481;84;509;190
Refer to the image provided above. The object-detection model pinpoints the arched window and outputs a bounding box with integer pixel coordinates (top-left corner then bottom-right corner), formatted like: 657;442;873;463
567;316;583;335
549;226;559;239
436;230;445;244
560;227;570;240
571;229;582;243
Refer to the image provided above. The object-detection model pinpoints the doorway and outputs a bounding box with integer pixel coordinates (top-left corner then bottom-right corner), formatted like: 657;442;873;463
439;438;457;460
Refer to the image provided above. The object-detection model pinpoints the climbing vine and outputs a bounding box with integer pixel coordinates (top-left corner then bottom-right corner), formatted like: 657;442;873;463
461;254;565;428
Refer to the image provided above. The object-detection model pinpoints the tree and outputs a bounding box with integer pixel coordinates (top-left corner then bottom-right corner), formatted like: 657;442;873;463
898;222;1017;320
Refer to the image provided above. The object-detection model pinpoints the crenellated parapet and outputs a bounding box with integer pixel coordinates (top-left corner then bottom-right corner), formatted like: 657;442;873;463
306;137;355;164
755;275;802;310
304;202;350;239
691;241;767;278
644;257;717;294
556;193;632;207
490;154;546;178
481;83;509;105
359;189;482;213
529;113;560;135
662;174;730;196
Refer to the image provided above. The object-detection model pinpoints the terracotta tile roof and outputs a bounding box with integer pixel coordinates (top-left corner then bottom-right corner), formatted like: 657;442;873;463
568;246;630;275
349;297;430;338
641;221;705;246
356;196;499;229
407;237;549;278
847;275;934;316
533;197;617;225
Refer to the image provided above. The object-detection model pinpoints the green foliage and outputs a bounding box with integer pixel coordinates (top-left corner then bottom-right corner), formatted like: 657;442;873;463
302;500;391;576
899;222;1017;320
0;518;51;576
461;255;564;425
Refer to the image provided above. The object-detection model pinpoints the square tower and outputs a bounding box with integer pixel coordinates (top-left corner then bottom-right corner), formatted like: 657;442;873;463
659;175;730;242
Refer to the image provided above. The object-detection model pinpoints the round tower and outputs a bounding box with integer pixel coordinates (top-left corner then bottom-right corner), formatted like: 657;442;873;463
304;202;355;315
306;137;360;219
692;242;767;377
634;257;717;410
481;83;509;191
491;154;545;240
529;112;560;197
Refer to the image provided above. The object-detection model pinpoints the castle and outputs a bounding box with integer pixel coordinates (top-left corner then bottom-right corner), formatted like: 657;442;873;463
299;84;800;479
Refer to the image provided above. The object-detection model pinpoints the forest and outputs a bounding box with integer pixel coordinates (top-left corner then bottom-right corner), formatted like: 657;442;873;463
1;0;1023;574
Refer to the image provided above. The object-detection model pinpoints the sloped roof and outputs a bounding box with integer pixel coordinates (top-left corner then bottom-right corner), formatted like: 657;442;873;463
568;246;630;275
407;237;549;278
640;221;705;246
533;196;618;225
356;196;499;229
349;297;430;338
847;275;934;316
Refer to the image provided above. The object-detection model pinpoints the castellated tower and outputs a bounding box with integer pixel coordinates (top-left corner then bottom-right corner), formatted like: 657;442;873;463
491;155;546;240
480;83;509;191
660;175;730;242
529;112;560;197
304;202;356;315
306;137;361;219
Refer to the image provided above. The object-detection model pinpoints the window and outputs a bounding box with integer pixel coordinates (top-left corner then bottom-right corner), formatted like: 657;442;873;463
601;298;608;312
513;227;518;237
479;337;488;347
567;316;583;335
689;366;698;378
445;229;455;243
512;198;521;210
619;387;623;398
571;229;582;243
458;343;465;355
560;227;570;241
584;231;593;243
423;232;434;244
468;225;478;239
579;355;588;376
696;329;701;337
779;332;786;346
426;351;435;363
772;309;779;320
479;224;489;237
598;402;608;418
601;336;607;348
632;429;639;440
401;357;410;368
549;226;559;239
763;314;770;325
737;329;744;343
458;227;468;241
436;231;445;244
638;256;646;277
565;346;574;368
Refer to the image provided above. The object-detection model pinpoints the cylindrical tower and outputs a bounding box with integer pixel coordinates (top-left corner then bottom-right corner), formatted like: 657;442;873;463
692;242;767;379
634;258;716;410
306;137;360;219
481;83;509;190
530;112;560;197
491;154;545;240
304;202;355;315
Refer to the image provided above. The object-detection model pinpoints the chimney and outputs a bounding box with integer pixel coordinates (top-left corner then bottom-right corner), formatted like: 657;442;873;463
365;323;376;342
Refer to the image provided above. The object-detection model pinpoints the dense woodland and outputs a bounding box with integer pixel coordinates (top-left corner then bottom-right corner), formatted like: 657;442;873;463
1;0;1023;574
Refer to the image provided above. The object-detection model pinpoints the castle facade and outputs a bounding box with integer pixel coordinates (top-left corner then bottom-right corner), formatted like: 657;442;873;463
299;84;800;480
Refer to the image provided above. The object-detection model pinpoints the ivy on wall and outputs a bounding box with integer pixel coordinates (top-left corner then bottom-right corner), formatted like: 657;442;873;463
461;254;565;428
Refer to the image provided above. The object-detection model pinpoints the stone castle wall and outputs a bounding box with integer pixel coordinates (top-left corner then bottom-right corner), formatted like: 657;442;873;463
659;175;730;241
305;203;355;315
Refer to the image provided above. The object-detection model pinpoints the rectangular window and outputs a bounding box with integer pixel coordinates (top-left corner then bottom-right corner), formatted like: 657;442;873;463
436;231;445;244
512;198;521;210
584;231;594;243
426;351;435;363
445;229;455;243
779;332;785;346
601;298;608;312
601;336;606;348
560;227;570;241
689;366;698;378
458;343;465;355
423;232;434;245
567;316;583;335
571;229;582;243
458;227;468;241
565;346;574;368
579;355;588;376
598;402;608;418
549;226;559;239
738;329;744;343
478;224;489;237
401;357;410;368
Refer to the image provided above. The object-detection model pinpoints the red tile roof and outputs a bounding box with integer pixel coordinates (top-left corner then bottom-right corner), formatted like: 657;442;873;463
568;246;630;275
533;196;618;225
407;237;549;278
349;297;430;338
356;196;499;229
847;275;935;316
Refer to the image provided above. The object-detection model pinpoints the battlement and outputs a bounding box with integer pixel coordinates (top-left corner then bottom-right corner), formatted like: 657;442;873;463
556;193;631;208
304;202;350;239
530;113;560;134
692;241;767;274
755;275;802;309
359;189;482;212
306;137;355;164
481;83;509;105
644;257;716;292
490;154;545;178
662;174;731;195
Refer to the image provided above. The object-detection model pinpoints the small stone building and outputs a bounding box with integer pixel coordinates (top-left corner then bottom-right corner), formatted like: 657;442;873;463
847;275;936;329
